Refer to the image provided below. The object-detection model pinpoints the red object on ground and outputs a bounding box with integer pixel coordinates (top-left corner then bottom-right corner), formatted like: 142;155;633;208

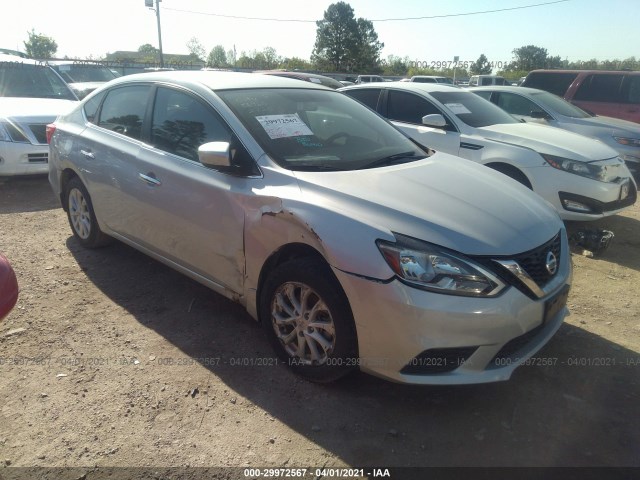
0;253;19;321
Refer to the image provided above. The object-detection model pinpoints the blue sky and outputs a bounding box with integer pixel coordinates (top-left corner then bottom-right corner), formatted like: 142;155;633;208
1;0;638;65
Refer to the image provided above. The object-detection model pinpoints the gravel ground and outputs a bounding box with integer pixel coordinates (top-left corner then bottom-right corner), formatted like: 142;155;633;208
0;175;639;480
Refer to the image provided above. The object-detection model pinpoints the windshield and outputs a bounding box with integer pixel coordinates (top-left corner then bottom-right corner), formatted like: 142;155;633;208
530;91;591;118
430;91;518;127
0;62;77;100
218;88;427;171
53;64;117;83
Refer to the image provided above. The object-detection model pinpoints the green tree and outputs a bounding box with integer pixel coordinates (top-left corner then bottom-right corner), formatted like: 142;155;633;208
508;45;550;71
138;43;158;55
312;2;359;71
353;18;384;72
186;37;206;61
23;29;57;59
312;2;383;73
207;45;227;68
281;57;314;71
470;54;492;75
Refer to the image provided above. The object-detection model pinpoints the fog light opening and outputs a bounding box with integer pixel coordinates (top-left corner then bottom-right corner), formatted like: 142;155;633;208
562;199;593;213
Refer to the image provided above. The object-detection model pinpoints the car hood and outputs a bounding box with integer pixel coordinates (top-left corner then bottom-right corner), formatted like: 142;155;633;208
293;153;562;258
0;97;77;121
562;114;640;136
477;122;618;161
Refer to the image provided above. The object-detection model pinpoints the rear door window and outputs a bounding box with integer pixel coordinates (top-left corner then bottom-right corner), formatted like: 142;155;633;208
342;88;381;111
574;74;624;102
97;85;150;140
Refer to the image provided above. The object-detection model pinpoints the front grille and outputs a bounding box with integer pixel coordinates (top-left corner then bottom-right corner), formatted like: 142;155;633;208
28;124;48;144
511;233;561;286
28;153;48;163
473;231;562;298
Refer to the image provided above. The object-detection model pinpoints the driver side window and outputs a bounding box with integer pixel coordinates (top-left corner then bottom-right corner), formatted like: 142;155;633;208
496;93;540;117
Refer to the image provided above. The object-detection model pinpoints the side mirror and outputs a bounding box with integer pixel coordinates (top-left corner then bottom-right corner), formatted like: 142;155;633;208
198;141;232;169
530;110;550;119
422;114;447;128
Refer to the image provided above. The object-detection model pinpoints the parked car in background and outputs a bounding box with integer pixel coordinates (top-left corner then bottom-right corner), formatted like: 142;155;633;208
48;60;119;99
48;71;571;385
339;80;355;86
472;86;640;180
340;82;636;221
521;70;640;124
410;76;454;85
0;53;77;176
0;253;19;321
469;75;509;86
355;74;384;84
255;70;343;89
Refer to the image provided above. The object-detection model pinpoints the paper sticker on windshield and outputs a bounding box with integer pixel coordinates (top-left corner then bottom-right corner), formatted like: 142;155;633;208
309;78;322;84
445;103;471;115
256;114;313;139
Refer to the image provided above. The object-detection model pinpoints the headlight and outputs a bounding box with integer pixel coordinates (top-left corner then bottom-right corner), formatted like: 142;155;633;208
541;153;609;182
376;234;506;297
614;136;640;148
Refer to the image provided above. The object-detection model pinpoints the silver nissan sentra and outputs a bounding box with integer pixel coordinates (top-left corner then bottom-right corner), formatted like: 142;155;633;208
48;71;572;384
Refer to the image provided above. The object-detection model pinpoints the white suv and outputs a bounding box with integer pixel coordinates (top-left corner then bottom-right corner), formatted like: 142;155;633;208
0;54;77;176
340;82;637;221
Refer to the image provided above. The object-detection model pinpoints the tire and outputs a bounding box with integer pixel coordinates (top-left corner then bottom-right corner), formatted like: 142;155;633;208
65;177;111;248
260;258;358;383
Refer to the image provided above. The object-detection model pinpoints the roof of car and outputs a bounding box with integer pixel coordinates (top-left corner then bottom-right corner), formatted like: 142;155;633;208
472;86;545;95
0;53;43;65
527;69;640;75
340;81;461;94
103;70;332;91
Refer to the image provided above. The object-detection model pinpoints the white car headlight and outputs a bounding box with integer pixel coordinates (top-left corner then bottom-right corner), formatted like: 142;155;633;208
541;153;610;182
377;234;506;297
614;136;640;148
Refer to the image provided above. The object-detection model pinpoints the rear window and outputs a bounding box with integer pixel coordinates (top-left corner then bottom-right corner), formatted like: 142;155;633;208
522;72;578;97
574;74;624;103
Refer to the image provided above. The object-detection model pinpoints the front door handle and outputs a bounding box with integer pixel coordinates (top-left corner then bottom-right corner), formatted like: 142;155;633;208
80;150;94;159
138;172;161;186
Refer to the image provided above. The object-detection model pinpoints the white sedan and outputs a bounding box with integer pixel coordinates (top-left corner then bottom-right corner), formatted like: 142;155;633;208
471;85;640;181
340;82;637;221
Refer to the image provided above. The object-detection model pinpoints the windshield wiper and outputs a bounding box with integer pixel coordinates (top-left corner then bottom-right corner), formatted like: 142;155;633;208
360;152;426;170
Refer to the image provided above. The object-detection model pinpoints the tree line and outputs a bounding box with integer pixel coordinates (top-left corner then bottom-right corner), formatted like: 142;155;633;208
19;2;640;80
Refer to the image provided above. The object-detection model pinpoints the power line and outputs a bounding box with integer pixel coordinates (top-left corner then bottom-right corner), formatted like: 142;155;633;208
163;0;570;23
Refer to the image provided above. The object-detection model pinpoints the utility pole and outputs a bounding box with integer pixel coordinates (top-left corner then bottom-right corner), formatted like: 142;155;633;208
145;0;164;68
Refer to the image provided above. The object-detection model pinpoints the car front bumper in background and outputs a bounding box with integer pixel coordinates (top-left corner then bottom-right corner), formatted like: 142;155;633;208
0;141;49;176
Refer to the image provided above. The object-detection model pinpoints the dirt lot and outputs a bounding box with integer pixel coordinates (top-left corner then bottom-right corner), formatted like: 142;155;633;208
1;176;639;479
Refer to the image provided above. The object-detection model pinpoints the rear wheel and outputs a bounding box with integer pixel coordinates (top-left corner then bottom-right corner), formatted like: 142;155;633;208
65;177;111;248
260;258;358;383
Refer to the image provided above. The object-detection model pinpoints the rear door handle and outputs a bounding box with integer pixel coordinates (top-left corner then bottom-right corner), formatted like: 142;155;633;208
138;172;162;186
80;150;94;159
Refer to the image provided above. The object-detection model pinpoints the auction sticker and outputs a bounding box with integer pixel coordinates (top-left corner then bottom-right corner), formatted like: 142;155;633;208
256;113;313;139
445;103;471;115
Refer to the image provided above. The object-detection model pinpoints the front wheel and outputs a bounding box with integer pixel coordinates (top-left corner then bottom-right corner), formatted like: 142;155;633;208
260;258;358;383
65;177;111;248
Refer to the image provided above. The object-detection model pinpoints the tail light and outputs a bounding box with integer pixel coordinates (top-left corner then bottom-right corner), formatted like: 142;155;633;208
45;123;56;144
